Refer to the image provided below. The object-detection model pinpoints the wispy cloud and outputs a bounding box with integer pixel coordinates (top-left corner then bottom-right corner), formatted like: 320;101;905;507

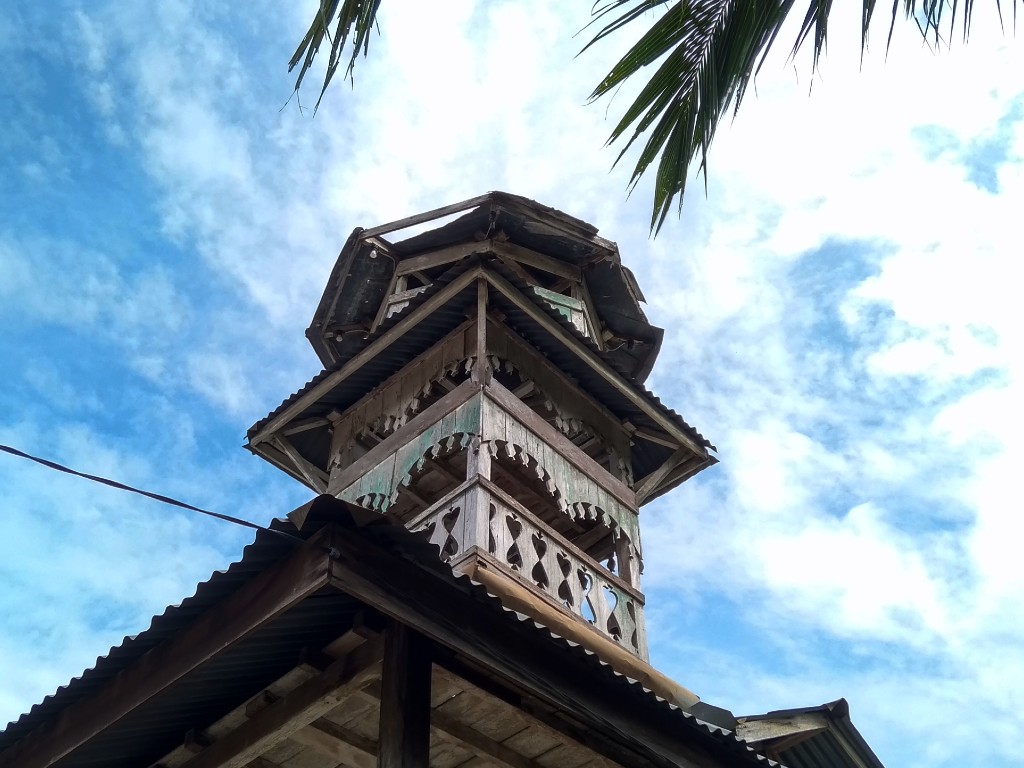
2;2;1023;767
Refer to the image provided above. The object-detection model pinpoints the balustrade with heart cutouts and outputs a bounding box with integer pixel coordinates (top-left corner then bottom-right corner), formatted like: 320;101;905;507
409;482;647;657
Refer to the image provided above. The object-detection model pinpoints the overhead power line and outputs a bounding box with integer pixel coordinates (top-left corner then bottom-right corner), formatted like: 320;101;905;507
0;443;307;546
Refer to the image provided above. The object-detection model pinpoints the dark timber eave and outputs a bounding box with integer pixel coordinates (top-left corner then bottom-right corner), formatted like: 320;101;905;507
0;496;775;768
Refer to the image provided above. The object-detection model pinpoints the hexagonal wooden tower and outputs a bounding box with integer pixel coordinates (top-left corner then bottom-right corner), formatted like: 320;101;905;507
247;192;716;670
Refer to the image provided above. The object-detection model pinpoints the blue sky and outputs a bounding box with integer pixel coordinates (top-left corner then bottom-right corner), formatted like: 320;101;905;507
2;2;1023;767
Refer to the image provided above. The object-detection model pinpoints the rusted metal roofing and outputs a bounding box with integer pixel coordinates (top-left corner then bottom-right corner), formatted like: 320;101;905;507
1;496;775;768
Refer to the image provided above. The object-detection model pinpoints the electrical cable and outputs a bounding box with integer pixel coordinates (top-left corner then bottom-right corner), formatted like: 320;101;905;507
0;443;309;547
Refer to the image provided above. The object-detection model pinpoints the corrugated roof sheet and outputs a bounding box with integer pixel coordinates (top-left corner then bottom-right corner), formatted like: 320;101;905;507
739;700;885;768
248;257;715;489
2;497;775;768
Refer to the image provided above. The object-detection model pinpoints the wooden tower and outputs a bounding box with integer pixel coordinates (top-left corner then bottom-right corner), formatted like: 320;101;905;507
247;192;716;674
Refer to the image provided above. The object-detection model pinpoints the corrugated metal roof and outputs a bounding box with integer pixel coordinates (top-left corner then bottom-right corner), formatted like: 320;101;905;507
738;700;885;768
0;515;363;768
2;497;775;768
247;257;715;493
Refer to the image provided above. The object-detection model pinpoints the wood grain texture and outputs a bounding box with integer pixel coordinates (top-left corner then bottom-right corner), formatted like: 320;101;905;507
378;622;431;768
0;529;336;768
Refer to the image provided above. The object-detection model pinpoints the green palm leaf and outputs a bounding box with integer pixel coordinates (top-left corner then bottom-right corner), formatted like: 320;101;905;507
285;1;1009;233
289;0;382;112
584;0;1004;233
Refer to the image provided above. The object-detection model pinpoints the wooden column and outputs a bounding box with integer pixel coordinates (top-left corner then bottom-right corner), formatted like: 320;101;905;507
472;279;491;385
378;621;432;768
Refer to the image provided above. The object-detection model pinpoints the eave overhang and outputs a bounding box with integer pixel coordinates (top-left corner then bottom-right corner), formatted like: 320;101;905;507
0;496;778;768
306;192;663;383
247;261;716;500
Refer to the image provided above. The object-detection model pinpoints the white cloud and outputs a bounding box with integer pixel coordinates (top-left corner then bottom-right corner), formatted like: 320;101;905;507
3;2;1023;766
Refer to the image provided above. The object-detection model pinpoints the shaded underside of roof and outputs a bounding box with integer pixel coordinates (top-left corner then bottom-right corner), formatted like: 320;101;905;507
2;497;774;768
0;517;361;768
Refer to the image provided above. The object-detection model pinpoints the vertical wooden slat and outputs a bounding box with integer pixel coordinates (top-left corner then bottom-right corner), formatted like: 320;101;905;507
378;622;431;768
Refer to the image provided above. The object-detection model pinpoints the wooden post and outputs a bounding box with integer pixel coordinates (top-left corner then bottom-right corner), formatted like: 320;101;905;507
614;533;641;589
472;279;491;385
378;621;432;768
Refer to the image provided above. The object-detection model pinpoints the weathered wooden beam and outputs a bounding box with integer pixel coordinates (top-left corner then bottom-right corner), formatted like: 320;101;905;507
429;665;620;768
490;241;580;282
394;241;491;277
291;719;378;768
631;427;679;449
362;194;493;238
378;622;432;768
634;449;689;506
735;712;829;750
397;484;434;511
254;441;320;492
356;680;545;768
324;523;743;768
327;379;481;495
483;269;708;459
641;456;714;505
430;710;540;768
282;417;332;436
408;270;433;287
179;636;384;768
493;253;542;286
430;667;617;768
0;528;336;768
271;436;328;494
511;380;535;398
250;265;484;446
484;381;636;510
473;279;490;384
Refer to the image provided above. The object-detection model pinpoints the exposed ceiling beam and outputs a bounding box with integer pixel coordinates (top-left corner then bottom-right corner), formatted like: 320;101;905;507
291;718;377;768
177;637;384;768
354;686;548;768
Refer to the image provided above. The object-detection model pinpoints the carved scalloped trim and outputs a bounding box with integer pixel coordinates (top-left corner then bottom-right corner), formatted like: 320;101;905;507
360;358;475;440
353;427;477;514
487;355;604;444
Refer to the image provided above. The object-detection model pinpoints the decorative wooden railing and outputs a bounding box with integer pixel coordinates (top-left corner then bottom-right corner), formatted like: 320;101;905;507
409;482;647;658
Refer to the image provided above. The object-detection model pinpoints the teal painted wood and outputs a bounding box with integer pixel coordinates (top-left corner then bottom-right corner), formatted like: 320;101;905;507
479;398;640;546
339;395;484;512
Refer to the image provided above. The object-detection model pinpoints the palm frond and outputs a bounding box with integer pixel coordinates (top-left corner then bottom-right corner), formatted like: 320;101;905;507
584;0;1002;235
289;0;383;112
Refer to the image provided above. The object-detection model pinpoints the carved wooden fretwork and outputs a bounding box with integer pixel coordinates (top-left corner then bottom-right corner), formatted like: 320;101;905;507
486;494;646;654
488;356;634;487
484;321;634;485
326;320;636;487
328;323;477;471
480;395;639;544
333;384;647;657
407;481;648;657
350;358;473;448
346;431;475;515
